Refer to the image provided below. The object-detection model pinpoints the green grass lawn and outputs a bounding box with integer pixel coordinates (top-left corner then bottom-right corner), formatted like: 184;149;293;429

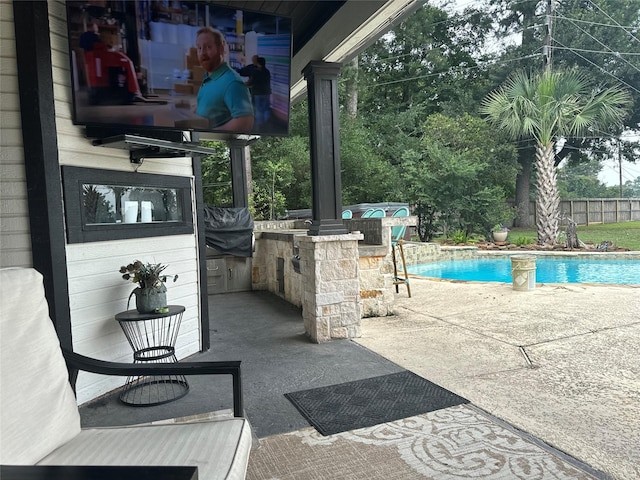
509;221;640;251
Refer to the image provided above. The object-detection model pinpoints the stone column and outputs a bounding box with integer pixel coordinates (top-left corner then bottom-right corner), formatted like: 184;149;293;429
298;233;363;343
302;61;347;236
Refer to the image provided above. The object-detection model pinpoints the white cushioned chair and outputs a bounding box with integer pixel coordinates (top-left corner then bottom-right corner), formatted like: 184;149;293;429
0;267;252;479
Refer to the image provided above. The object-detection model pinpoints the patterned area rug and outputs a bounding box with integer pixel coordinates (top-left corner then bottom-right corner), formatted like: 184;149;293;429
285;370;468;435
246;404;602;480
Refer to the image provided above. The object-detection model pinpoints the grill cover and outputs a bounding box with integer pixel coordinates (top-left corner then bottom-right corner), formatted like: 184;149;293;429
203;207;254;257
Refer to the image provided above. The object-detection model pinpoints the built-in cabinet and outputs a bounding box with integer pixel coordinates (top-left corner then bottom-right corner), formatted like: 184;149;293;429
207;256;252;295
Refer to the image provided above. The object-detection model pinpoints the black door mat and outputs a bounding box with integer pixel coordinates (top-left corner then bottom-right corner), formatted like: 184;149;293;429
284;370;468;436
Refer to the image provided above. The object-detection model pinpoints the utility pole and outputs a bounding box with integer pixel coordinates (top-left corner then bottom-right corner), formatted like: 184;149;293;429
618;138;623;197
543;0;553;71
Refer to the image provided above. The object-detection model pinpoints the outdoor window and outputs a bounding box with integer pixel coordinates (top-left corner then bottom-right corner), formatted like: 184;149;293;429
62;166;193;243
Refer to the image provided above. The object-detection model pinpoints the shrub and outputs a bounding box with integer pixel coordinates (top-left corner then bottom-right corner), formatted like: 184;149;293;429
450;229;468;244
513;236;533;246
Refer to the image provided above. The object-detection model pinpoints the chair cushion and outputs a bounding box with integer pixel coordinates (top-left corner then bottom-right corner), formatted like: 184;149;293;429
0;268;81;464
38;418;252;480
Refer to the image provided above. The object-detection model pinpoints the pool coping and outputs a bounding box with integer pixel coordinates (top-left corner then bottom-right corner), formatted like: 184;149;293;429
476;250;640;260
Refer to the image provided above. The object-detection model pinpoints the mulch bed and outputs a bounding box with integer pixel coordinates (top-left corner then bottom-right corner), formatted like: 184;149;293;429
475;241;631;252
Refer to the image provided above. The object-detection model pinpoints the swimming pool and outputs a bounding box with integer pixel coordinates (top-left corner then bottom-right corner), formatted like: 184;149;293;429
407;255;640;285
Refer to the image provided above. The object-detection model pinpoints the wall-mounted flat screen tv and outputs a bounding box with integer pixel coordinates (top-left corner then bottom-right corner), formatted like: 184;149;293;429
66;1;292;137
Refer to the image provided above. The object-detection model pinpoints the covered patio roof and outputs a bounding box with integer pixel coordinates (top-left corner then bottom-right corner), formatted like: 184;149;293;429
214;0;422;102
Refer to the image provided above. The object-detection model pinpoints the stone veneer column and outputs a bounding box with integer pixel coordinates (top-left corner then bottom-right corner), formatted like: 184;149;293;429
298;233;363;343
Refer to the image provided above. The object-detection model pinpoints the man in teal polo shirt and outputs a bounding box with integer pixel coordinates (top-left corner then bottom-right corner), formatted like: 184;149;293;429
195;27;254;132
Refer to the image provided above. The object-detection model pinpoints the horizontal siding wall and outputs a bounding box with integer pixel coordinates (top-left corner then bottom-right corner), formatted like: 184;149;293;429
0;0;32;268
49;1;202;404
67;237;201;403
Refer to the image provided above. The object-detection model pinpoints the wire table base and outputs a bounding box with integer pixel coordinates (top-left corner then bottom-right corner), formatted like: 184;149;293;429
115;306;189;407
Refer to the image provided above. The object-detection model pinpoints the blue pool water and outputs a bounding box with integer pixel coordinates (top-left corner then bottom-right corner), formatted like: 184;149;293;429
407;256;640;285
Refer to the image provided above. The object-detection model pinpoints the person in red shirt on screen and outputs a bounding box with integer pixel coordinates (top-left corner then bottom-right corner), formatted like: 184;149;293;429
80;22;147;103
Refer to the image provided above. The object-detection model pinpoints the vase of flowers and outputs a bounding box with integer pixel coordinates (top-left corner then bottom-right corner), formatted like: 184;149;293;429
119;260;178;313
491;224;509;243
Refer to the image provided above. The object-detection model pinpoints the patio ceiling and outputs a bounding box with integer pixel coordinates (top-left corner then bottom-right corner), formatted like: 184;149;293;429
214;0;423;103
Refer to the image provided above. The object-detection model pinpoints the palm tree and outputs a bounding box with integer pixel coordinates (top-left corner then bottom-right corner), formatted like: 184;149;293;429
481;69;631;245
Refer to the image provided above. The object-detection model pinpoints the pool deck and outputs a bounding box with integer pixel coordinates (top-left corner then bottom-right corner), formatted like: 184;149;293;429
357;276;640;480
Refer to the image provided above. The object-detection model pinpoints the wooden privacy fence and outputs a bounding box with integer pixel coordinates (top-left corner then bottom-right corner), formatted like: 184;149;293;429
526;198;640;226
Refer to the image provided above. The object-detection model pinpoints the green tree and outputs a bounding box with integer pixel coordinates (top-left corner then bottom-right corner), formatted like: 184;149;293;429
356;3;495;166
250;182;287;221
552;0;640;130
478;1;640;225
400;113;518;240
340;113;396;204
250;142;295;219
481;69;632;245
248;101;311;212
557;157;613;198
623;176;640;197
200;141;232;206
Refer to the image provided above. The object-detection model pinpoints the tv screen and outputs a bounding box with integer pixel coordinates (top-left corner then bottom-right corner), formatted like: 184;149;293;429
66;1;292;137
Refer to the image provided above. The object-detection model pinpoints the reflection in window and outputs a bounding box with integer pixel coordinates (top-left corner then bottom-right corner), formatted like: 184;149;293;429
83;184;182;225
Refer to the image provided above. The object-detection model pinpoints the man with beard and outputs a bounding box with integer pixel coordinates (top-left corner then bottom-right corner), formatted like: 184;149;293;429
195;27;253;131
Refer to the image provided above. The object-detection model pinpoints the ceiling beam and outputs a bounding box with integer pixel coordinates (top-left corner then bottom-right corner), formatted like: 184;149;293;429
290;0;423;103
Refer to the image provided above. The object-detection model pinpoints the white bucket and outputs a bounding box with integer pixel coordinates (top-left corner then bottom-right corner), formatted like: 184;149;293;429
511;255;536;291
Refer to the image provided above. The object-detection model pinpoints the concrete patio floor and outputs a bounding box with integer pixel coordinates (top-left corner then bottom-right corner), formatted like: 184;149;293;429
79;278;639;479
80;291;405;438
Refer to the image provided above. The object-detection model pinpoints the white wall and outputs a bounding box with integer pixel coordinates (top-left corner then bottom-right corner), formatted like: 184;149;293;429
49;0;203;404
0;0;32;269
66;237;202;403
0;1;203;404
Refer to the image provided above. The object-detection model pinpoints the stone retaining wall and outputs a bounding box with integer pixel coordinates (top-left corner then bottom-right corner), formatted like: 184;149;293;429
402;243;478;265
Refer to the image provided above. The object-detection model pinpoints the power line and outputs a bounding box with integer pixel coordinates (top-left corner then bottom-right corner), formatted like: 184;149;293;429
367;53;541;87
551;45;640;57
551;13;640;76
552;38;640;94
553;14;640;30
588;0;640;44
358;3;639;94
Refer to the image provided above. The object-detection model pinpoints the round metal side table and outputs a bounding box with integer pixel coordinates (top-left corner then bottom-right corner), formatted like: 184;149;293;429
115;305;189;406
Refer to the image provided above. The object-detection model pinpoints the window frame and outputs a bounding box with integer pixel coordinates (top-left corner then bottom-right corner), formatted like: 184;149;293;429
62;166;194;244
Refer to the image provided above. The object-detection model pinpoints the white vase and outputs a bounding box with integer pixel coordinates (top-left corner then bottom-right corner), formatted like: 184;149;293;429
141;201;153;223
493;231;508;242
124;201;139;223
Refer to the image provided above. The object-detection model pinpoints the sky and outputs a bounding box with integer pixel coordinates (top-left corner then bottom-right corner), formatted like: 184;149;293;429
593;131;640;187
599;156;640;187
